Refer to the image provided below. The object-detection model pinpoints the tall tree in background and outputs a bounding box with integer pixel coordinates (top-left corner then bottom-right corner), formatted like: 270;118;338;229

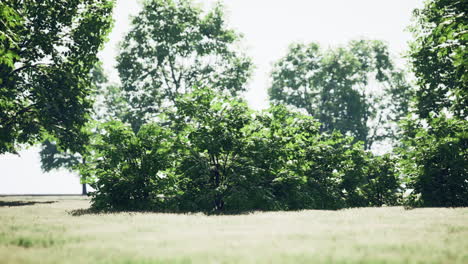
400;0;467;207
0;0;114;154
269;40;412;150
39;138;87;194
115;0;252;132
38;64;108;195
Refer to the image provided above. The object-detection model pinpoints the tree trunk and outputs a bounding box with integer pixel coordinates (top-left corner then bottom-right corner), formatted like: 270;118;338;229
82;183;87;195
210;158;224;211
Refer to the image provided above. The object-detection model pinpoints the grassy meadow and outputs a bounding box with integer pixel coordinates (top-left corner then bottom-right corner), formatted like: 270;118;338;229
0;196;467;264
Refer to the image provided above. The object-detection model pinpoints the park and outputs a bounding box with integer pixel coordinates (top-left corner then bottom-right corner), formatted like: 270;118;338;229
0;0;466;263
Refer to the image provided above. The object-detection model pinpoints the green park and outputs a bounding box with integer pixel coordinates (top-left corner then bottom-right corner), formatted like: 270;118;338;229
0;0;466;263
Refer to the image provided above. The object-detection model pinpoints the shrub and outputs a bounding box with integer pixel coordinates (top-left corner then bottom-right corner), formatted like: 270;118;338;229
82;88;401;212
80;121;177;211
399;116;468;207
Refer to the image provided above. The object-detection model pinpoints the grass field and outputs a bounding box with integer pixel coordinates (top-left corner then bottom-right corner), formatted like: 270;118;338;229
0;196;466;264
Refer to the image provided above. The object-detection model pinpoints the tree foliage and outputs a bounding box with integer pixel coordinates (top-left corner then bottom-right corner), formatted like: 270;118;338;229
409;0;467;119
39;139;81;173
115;0;252;132
269;40;412;150
79;121;176;210
0;0;114;154
400;0;468;207
81;88;401;212
400;116;467;207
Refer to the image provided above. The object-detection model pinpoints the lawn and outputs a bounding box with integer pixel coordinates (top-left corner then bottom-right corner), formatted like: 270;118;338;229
0;196;466;264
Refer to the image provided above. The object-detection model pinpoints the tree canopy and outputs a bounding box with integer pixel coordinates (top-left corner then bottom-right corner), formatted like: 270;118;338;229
408;0;467;119
399;0;468;207
0;0;114;154
115;0;252;132
269;40;412;150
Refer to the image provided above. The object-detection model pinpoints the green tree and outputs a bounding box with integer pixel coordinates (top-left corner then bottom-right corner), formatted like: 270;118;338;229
39;138;88;194
408;0;467;119
0;0;114;154
269;40;412;150
170;88;257;211
115;0;252;132
399;0;468;207
400;116;467;207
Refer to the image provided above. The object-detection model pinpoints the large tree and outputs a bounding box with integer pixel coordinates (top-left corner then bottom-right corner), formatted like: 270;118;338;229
269;40;412;150
115;0;252;132
399;0;467;207
0;0;114;154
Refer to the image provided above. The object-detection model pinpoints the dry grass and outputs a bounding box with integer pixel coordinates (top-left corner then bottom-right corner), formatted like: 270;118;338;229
0;196;467;264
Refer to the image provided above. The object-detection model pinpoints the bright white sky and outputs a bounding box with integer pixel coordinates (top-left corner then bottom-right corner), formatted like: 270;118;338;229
0;0;424;194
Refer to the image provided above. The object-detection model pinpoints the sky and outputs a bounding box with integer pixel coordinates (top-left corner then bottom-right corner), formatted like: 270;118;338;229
0;0;424;194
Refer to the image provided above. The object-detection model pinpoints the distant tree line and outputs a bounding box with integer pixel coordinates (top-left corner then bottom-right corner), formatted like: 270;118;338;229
1;0;466;210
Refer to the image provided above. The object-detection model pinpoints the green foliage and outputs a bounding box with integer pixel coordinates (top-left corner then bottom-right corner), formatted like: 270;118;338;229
399;116;467;207
115;0;252;132
409;0;467;119
39;139;81;172
269;40;413;150
400;0;468;207
79;121;176;211
0;2;21;70
38;63;109;171
0;0;114;154
170;88;254;211
360;154;401;206
82;88;401;212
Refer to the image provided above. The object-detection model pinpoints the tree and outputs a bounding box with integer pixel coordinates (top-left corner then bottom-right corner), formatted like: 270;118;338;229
269;40;412;150
408;0;467;119
0;0;114;154
39;138;88;195
399;0;468;207
81;88;401;212
115;0;252;132
170;88;255;211
37;63;109;195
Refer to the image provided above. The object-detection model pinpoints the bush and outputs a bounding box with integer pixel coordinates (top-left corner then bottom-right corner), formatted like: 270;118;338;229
399;116;468;207
360;154;401;206
82;88;401;212
79;121;177;211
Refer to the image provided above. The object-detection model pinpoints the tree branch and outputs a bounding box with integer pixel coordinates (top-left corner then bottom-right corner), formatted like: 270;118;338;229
9;62;49;77
367;114;383;150
168;57;180;93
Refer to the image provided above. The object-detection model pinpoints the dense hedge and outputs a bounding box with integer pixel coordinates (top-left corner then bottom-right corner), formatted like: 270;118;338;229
80;89;401;212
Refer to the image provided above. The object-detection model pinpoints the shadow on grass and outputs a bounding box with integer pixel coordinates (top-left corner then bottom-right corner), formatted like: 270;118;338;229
68;208;101;216
68;207;315;216
0;201;57;207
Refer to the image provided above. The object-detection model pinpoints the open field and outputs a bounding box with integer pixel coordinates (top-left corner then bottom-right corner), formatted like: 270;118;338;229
0;196;467;264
